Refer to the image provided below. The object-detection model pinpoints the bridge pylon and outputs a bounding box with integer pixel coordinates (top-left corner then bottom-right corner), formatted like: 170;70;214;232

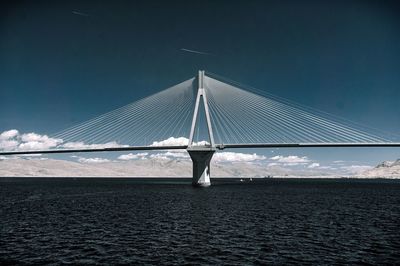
187;70;216;187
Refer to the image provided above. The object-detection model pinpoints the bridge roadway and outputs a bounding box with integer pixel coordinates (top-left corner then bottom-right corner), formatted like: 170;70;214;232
1;143;400;156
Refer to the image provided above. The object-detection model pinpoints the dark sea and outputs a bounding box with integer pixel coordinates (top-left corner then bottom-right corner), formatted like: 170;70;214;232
1;177;400;265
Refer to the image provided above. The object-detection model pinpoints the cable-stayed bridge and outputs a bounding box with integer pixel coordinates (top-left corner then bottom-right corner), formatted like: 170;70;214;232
1;71;400;186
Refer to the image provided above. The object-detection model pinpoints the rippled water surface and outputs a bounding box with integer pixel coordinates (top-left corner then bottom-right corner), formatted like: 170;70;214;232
1;178;400;265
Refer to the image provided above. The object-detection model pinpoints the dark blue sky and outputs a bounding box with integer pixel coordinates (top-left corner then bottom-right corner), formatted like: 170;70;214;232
1;0;400;164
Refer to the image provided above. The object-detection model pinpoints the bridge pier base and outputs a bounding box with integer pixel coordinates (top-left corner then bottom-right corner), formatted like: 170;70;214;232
187;148;215;187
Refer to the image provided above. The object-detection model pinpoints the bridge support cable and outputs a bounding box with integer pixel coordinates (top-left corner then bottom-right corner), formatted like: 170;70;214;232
203;74;397;145
207;71;398;139
50;78;197;147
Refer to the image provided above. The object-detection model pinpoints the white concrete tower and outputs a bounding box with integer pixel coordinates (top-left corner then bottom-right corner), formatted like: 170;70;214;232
187;70;216;187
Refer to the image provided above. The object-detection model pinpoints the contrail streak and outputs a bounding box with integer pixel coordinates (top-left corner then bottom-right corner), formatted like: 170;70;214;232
181;48;212;55
72;10;90;17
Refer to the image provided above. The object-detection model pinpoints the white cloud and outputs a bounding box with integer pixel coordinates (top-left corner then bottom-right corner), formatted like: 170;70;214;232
213;152;266;163
19;135;63;150
117;150;189;161
148;151;190;161
145;150;266;163
62;141;127;149
162;151;189;159
0;130;62;151
71;154;111;163
0;133;208;154
0;140;19;150
0;129;19;140
150;137;209;147
341;165;372;174
151;137;189;146
21;132;49;142
194;140;210;146
0;129;20;150
319;166;335;170
118;150;266;163
270;155;310;164
78;157;110;163
118;152;148;160
308;163;320;169
0;129;133;153
149;153;170;160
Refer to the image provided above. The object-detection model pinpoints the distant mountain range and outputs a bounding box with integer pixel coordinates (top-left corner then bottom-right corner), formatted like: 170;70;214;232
0;157;399;178
0;157;336;178
360;159;400;178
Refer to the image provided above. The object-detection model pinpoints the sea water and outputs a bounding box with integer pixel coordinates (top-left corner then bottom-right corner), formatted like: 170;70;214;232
1;178;399;264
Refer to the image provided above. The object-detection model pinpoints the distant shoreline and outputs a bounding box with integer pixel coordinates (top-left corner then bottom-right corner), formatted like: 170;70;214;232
1;176;399;181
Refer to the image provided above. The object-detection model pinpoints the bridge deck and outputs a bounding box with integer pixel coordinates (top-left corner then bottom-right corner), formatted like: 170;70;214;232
1;143;400;156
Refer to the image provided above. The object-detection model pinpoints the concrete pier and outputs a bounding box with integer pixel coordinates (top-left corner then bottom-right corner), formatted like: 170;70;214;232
187;147;215;187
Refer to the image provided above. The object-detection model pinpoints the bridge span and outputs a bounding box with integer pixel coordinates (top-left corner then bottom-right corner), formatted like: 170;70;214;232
1;71;399;186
